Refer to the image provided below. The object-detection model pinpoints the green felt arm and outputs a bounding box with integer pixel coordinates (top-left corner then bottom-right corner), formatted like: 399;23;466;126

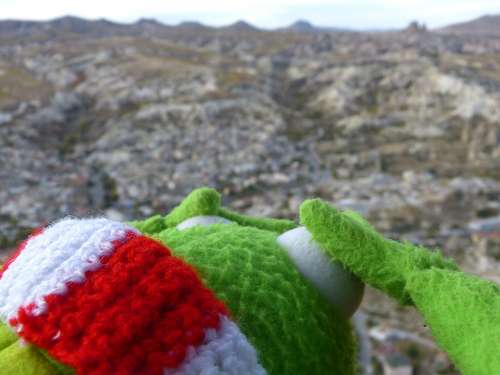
164;187;222;227
217;208;296;234
300;198;500;375
407;268;500;374
299;199;458;305
131;187;296;234
129;187;221;234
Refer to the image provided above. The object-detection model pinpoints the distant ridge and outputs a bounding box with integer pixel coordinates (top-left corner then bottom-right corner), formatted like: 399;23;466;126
282;19;351;33
176;21;213;32
440;14;500;36
135;18;166;27
49;16;131;35
222;20;260;32
288;20;316;32
8;14;500;37
178;21;206;28
0;15;138;38
0;16;268;38
0;19;40;35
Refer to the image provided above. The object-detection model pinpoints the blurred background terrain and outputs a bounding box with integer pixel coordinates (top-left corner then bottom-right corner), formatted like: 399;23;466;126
1;10;500;375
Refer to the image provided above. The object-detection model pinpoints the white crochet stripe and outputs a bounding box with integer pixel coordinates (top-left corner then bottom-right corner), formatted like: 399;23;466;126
167;316;267;375
0;218;138;323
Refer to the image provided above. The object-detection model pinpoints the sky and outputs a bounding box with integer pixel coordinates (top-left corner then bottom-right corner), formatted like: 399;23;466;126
1;0;500;30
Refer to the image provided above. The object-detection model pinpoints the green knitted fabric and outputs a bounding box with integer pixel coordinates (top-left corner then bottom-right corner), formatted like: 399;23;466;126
300;199;459;305
129;214;165;236
131;189;357;373
0;320;17;351
0;322;67;375
38;350;75;375
131;187;297;235
0;341;55;375
300;198;500;375
0;320;74;375
164;187;221;227
407;269;500;375
217;207;296;234
3;187;499;375
0;266;22;372
153;224;357;375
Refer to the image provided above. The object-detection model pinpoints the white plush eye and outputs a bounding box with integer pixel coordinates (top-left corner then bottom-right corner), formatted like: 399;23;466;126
176;215;232;231
277;227;364;318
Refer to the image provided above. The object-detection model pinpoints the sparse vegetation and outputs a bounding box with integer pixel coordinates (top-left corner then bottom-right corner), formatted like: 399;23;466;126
0;65;52;107
216;69;254;89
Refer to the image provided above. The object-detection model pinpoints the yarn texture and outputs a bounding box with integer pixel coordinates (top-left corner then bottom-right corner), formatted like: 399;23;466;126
1;187;498;375
0;216;267;375
407;268;500;374
300;198;500;375
155;224;356;375
299;199;459;304
0;340;58;375
131;187;297;236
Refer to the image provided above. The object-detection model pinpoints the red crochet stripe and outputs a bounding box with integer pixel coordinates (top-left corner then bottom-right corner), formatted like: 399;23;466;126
0;227;44;279
14;233;228;375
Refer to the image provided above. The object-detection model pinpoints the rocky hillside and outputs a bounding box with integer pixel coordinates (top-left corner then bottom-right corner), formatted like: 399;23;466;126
440;14;500;36
1;16;500;374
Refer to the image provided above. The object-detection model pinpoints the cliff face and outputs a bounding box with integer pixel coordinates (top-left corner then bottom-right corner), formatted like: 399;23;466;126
1;16;500;374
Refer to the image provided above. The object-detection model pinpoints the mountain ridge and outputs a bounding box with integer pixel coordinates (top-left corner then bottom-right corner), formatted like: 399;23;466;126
439;14;500;36
2;13;499;35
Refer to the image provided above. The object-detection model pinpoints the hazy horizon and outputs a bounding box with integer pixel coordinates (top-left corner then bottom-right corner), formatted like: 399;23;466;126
1;0;500;30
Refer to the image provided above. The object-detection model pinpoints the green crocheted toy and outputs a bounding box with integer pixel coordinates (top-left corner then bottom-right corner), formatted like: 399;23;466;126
0;187;498;375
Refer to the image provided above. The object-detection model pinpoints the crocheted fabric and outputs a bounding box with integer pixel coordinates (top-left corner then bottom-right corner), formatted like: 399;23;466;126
155;225;356;375
0;218;266;375
300;198;500;375
2;187;497;375
130;188;359;374
131;187;297;236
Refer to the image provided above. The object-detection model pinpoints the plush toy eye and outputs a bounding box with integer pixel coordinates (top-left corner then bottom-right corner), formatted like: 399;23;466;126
277;227;364;318
177;216;232;230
